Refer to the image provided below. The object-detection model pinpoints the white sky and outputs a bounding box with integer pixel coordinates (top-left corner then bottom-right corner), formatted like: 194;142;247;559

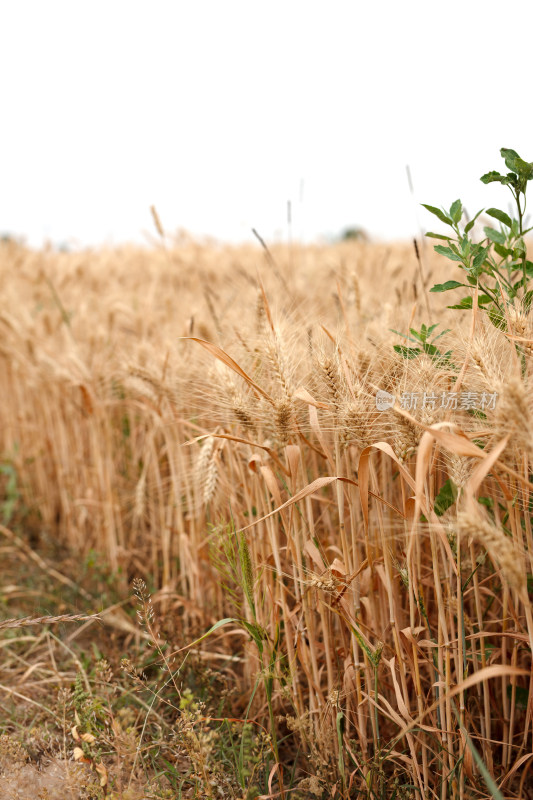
2;0;533;248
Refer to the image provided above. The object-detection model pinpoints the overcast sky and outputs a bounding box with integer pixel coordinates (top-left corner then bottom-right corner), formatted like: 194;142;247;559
2;1;533;248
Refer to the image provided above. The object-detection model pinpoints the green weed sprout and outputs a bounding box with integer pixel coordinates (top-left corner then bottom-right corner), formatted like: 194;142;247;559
423;148;533;326
390;322;453;367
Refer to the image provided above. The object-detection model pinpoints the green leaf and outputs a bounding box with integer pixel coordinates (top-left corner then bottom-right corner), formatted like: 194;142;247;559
523;290;533;313
448;297;473;310
464;208;484;234
389;328;421;344
493;243;512;259
501;147;522;167
450;199;462;223
241;620;267;652
426;231;452;241
421;204;454;226
501;147;533;180
450;699;506;800
472;245;491;270
409;328;424;342
459;238;471;260
488;308;507;330
468;408;487;420
348;621;377;664
504;172;519;188
182;618;239;651
454;293;492;308
434;478;458;516
431;326;451;341
513;239;527;258
506;684;529;709
480;170;504;184
393;345;420;359
434;245;464;262
430;281;464;292
486;207;513;228
483;226;506;245
478;496;494;510
480;170;517;187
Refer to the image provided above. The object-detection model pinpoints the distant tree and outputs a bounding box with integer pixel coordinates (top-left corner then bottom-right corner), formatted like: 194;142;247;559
339;226;369;242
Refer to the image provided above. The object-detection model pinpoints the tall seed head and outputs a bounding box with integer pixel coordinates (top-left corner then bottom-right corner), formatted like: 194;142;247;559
196;436;218;507
392;415;420;462
507;304;533;357
455;510;524;592
238;531;255;616
446;453;473;491
274;396;294;446
319;352;344;420
493;374;533;458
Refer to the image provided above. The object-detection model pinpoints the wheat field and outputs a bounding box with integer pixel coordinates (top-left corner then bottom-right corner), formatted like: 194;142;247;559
1;233;532;799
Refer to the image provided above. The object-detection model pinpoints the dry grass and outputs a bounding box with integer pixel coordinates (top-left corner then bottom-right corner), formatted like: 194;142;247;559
1;234;533;798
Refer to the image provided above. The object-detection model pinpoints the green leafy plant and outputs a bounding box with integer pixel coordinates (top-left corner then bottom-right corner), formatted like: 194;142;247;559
209;522;283;771
424;148;533;324
390;322;453;366
433;478;458;517
0;460;20;526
